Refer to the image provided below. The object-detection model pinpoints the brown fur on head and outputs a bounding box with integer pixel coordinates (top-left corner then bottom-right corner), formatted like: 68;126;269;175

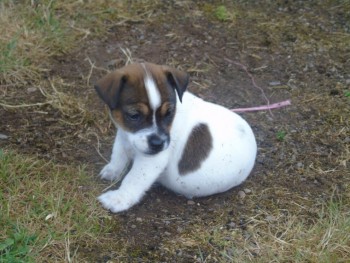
94;62;189;135
94;62;189;110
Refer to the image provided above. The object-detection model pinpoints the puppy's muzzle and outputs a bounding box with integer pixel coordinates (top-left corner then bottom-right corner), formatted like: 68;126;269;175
147;133;169;155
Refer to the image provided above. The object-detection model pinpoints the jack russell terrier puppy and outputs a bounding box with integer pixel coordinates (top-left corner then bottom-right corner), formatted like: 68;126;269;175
94;62;257;213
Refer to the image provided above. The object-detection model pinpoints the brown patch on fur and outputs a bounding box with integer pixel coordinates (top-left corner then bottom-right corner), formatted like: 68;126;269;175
123;103;150;116
95;62;188;110
157;102;176;133
159;102;173;116
110;110;126;130
95;63;157;108
94;62;189;133
178;123;213;175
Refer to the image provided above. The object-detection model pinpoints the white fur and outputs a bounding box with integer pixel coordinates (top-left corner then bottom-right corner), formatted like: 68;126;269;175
98;92;257;213
158;93;256;198
142;63;161;111
99;131;131;181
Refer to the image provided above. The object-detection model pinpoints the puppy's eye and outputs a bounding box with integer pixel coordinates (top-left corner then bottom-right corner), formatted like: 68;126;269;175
125;112;142;122
164;108;173;118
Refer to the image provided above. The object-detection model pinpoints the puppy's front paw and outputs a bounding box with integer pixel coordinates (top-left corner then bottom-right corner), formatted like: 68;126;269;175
98;190;136;213
99;162;125;181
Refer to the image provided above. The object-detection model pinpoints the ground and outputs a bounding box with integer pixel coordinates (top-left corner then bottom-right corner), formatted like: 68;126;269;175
0;1;349;262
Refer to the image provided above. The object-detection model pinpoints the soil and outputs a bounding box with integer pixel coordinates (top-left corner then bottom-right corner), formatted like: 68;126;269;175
0;1;349;262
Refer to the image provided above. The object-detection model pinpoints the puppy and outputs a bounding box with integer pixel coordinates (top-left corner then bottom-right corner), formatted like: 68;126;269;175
94;62;257;213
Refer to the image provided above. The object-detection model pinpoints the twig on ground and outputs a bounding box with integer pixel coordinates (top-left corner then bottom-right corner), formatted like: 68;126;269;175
225;57;274;115
86;131;108;163
85;57;109;86
85;57;95;87
120;47;133;65
0;83;22;88
0;101;51;109
69;21;91;40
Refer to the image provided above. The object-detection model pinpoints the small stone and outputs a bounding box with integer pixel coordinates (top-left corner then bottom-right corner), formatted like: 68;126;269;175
243;188;252;194
238;191;246;199
164;231;171;236
131;225;136;229
287;79;298;89
227;222;236;228
136;217;142;222
187;200;195;205
265;215;277;222
345;79;350;85
106;59;118;69
296;162;304;169
0;134;8;140
27;87;37;93
269;81;281;86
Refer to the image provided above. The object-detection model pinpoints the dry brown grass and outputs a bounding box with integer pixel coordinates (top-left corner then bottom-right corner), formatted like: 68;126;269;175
163;189;350;262
0;0;161;86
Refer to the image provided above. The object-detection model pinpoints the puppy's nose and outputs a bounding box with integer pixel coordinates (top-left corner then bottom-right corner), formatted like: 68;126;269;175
148;134;165;153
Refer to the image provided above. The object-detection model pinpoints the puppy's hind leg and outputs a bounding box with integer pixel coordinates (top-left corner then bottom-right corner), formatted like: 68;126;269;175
100;131;131;181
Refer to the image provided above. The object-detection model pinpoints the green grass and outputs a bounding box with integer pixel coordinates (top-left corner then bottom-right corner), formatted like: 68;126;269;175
0;151;116;261
0;0;72;84
0;225;37;263
205;4;238;23
215;5;229;22
276;130;287;141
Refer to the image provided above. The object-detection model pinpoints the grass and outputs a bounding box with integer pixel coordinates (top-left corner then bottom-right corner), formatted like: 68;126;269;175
2;151;348;262
215;6;230;22
0;0;160;86
203;4;238;24
0;0;70;85
171;192;350;262
0;151;116;262
276;130;287;141
0;225;37;263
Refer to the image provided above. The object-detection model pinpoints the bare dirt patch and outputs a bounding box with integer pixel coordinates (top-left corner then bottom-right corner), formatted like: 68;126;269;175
1;1;349;261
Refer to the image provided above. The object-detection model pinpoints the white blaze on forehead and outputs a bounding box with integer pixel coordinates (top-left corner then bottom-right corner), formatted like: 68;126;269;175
141;63;161;111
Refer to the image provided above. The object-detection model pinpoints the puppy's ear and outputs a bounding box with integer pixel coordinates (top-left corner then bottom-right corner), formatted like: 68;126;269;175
94;71;127;110
163;66;189;102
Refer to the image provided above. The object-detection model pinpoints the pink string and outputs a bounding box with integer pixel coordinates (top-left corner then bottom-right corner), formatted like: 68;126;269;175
231;99;291;112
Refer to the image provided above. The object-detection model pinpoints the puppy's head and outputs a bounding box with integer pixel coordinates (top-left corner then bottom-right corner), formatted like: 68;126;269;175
95;62;189;155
